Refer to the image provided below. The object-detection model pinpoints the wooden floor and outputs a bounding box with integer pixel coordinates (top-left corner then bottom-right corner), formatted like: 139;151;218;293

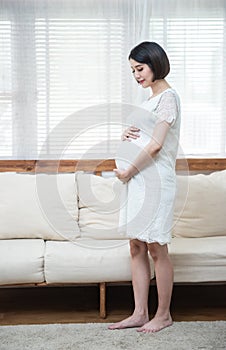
0;284;226;325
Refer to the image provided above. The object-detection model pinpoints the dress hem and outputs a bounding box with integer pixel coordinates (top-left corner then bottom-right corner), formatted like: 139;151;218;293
118;231;171;245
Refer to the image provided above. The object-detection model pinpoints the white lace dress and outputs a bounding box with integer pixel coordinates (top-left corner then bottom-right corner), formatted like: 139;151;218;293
115;88;181;245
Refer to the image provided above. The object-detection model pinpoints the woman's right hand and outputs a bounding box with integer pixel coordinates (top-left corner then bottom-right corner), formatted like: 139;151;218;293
121;126;140;141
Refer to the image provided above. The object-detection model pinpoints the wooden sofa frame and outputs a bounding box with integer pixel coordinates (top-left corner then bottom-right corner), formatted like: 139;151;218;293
0;158;226;319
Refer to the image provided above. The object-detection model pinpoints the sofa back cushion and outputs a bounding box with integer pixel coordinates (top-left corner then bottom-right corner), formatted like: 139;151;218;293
173;169;226;238
0;172;80;240
76;172;125;239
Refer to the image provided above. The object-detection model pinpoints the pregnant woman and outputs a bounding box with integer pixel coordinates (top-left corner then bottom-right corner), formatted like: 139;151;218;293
108;42;181;333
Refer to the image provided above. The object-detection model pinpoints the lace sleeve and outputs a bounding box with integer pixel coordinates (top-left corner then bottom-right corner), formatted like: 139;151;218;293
154;91;179;126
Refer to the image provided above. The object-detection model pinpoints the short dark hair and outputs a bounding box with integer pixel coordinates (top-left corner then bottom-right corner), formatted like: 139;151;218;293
128;41;170;82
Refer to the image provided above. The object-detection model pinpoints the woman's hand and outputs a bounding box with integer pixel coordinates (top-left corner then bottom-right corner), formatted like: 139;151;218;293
121;126;140;141
113;168;131;183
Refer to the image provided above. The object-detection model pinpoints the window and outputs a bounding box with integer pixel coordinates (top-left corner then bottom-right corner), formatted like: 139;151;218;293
150;17;226;155
0;0;225;159
35;18;124;158
0;20;12;157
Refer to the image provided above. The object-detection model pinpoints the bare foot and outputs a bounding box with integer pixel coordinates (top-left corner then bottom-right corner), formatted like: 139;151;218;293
108;313;149;330
137;314;173;333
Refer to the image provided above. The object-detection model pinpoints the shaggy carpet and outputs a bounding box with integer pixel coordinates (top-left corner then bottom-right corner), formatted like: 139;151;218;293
0;321;226;350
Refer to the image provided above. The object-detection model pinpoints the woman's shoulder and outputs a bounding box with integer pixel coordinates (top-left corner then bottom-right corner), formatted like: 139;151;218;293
139;88;180;113
160;88;179;99
155;88;181;123
157;88;180;108
143;88;179;104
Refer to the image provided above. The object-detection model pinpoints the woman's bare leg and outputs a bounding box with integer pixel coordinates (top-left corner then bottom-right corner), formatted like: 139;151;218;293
108;239;150;329
137;243;173;333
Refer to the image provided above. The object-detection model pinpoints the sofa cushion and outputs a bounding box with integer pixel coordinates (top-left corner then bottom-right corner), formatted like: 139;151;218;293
76;172;125;239
45;238;155;283
168;236;226;282
0;172;80;240
173;170;226;238
0;239;45;285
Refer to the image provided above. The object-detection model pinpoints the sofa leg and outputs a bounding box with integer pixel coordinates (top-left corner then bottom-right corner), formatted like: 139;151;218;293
99;282;107;319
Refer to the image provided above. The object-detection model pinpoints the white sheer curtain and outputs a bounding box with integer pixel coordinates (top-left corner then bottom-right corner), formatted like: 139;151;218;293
0;0;225;159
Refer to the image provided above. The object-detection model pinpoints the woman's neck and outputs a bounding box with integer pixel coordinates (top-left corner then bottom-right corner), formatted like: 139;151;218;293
150;79;171;98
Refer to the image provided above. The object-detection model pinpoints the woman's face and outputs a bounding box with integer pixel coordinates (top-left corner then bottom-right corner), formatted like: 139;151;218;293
129;58;154;88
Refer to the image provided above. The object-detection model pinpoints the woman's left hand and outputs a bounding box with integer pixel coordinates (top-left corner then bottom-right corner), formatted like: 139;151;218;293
113;168;131;183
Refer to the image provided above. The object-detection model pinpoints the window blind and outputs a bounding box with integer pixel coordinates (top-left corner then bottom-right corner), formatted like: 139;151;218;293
150;17;226;155
0;0;226;159
0;20;12;157
36;18;124;158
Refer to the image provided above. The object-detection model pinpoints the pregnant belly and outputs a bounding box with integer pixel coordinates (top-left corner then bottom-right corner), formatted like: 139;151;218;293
115;131;151;170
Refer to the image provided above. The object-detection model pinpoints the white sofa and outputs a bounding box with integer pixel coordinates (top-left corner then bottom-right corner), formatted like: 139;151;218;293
0;168;226;317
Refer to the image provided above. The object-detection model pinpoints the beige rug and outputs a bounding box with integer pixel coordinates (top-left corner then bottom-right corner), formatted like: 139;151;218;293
0;321;226;350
